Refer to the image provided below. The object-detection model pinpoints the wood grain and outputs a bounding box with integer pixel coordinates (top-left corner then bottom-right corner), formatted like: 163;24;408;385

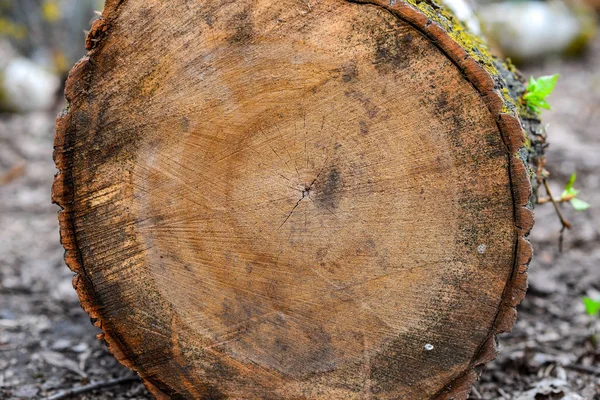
53;0;535;398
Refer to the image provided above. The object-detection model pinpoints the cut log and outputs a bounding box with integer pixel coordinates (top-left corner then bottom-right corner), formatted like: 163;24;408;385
53;0;541;398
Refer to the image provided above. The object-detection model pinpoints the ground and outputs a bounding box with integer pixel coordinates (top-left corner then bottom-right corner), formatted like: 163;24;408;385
0;37;599;400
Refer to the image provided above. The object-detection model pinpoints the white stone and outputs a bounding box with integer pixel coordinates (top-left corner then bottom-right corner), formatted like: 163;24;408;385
1;58;60;112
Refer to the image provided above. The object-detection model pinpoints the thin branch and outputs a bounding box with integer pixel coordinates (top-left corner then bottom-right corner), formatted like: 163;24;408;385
46;376;140;400
559;225;567;253
541;179;571;230
537;194;575;205
541;177;571;252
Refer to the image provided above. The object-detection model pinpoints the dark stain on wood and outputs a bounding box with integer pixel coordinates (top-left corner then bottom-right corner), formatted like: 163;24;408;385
344;90;380;119
228;9;254;44
373;21;413;73
341;61;359;82
359;120;369;135
315;167;342;210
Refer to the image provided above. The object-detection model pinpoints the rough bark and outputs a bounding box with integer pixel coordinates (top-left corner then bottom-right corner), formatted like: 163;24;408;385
53;0;542;398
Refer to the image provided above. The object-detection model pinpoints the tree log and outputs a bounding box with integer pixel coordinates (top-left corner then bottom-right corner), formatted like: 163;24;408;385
53;0;542;398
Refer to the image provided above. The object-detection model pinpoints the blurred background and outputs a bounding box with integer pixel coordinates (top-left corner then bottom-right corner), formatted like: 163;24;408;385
0;0;598;399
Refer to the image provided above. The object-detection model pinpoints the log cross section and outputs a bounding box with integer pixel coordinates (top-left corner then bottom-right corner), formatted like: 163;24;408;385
53;0;535;398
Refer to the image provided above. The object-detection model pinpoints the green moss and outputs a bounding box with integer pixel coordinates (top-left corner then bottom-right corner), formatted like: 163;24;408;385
400;0;547;198
402;0;527;116
504;58;518;74
523;132;531;151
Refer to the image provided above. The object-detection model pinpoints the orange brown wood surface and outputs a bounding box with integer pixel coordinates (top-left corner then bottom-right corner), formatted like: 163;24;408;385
53;0;535;398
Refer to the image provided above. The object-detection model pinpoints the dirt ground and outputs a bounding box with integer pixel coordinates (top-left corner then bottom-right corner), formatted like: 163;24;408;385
1;34;599;400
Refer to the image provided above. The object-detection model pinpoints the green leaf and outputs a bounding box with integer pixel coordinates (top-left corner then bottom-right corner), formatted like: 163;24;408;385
532;74;559;98
537;99;551;110
561;173;579;199
565;173;577;192
570;197;591;211
523;74;559;114
582;297;600;317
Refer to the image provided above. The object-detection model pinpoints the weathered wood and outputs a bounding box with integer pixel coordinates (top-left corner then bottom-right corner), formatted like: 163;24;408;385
53;0;539;398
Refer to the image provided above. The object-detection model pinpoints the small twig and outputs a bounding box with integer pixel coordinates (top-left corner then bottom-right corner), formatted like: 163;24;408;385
46;376;140;400
558;225;571;253
535;156;545;185
541;177;571;252
564;363;600;376
542;179;571;230
537;194;575;205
